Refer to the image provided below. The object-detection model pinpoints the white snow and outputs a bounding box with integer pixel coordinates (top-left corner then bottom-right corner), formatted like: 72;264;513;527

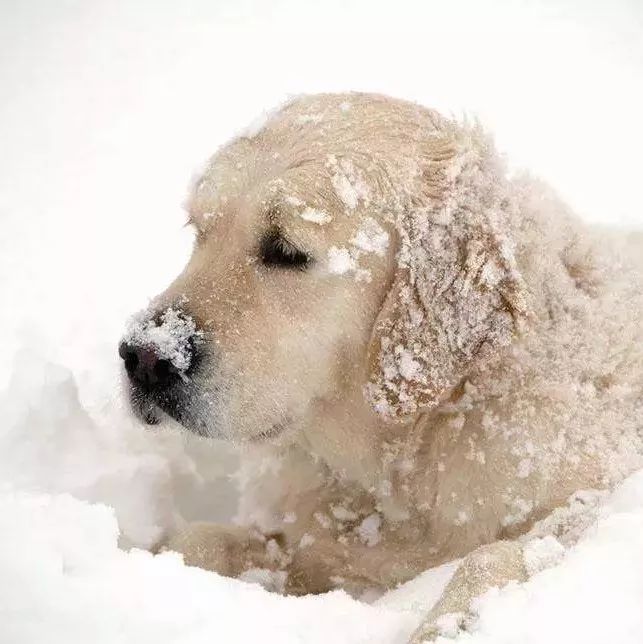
328;156;371;211
125;308;202;373
396;347;423;381
331;505;359;521
453;471;643;644
3;472;643;643
332;172;361;210
327;246;358;275
357;513;382;547
300;207;332;225
1;1;643;643
522;535;566;575
0;489;416;644
297;112;325;124
501;498;534;528
326;218;388;280
351;217;389;256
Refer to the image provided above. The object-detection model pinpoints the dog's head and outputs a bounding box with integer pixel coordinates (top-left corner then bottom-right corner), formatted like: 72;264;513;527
120;93;530;442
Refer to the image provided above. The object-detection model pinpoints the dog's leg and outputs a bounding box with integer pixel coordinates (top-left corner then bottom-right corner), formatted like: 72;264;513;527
409;541;527;642
162;521;359;594
161;522;292;589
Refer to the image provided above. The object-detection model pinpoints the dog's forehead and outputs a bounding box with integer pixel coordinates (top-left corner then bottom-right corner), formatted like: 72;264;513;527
188;154;376;246
185;147;392;279
188;161;354;239
185;93;441;246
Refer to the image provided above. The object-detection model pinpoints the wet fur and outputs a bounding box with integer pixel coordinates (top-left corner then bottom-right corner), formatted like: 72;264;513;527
143;93;643;630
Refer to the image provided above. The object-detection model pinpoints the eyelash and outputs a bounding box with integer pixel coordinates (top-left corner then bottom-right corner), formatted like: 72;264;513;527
260;230;311;270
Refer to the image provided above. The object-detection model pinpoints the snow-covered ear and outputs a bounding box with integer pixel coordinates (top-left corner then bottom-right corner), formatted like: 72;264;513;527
365;123;531;420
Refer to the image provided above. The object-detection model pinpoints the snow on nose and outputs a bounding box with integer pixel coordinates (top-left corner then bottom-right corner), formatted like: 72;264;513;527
120;308;202;381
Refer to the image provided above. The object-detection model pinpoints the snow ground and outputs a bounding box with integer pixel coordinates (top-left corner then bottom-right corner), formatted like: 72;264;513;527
2;471;643;643
1;1;642;643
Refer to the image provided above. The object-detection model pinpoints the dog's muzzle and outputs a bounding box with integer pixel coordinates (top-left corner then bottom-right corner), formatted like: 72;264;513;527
119;307;203;425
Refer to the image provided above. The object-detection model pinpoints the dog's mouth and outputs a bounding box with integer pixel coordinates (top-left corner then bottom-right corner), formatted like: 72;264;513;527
128;383;210;434
128;383;290;443
249;419;290;443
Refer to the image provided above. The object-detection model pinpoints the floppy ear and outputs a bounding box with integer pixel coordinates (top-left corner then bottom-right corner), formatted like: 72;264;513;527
365;123;531;419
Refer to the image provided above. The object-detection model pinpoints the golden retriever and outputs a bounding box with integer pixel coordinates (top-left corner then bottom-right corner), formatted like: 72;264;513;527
120;93;643;639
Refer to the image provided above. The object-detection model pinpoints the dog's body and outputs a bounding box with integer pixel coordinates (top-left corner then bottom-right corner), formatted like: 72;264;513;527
122;93;643;633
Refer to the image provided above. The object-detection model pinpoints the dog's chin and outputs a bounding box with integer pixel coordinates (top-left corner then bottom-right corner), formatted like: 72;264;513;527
153;403;212;438
128;384;294;444
128;386;206;435
137;402;212;438
128;388;162;425
181;415;293;444
248;420;289;443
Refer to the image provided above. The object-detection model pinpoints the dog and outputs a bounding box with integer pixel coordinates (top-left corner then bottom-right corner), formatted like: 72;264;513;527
120;93;643;638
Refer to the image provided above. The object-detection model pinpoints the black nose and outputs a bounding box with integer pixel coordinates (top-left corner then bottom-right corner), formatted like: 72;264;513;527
119;341;180;389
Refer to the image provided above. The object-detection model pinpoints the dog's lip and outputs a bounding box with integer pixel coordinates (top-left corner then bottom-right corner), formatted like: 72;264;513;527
128;387;162;425
249;420;290;443
136;398;212;437
141;406;162;425
128;379;291;442
128;382;186;428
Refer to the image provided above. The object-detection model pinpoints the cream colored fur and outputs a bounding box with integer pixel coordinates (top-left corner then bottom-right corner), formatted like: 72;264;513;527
150;93;643;635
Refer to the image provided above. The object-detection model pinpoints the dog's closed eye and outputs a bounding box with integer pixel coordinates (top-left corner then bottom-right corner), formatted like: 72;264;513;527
260;229;311;270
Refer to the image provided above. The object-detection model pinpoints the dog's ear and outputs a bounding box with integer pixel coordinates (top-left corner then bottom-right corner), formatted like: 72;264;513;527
365;123;531;420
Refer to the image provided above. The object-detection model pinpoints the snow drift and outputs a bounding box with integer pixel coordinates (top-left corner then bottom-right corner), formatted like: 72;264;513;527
2;429;643;644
